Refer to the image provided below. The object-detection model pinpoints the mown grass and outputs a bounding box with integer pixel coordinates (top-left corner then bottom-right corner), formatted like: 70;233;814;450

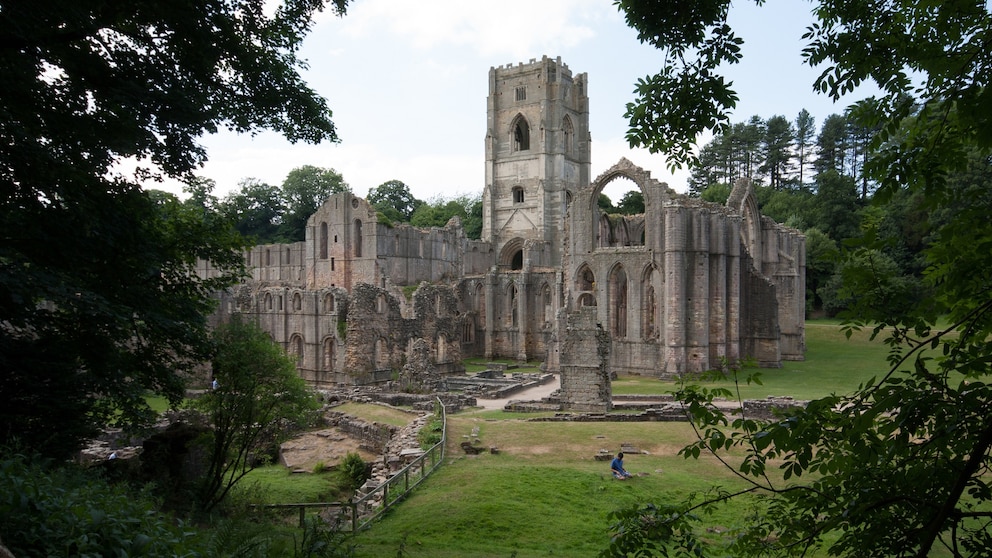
348;320;899;557
331;401;419;427
611;319;893;400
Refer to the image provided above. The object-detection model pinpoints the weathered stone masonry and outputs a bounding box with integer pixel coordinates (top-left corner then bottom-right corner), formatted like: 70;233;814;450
199;55;805;386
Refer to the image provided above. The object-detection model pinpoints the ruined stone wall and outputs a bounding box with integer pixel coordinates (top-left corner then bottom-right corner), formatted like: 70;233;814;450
559;307;612;412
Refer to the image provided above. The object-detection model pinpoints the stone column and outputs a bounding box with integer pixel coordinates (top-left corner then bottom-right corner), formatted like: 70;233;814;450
484;269;496;361
663;205;687;374
708;211;728;365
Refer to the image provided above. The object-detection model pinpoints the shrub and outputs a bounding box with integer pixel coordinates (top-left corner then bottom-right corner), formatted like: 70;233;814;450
340;452;368;490
0;454;196;557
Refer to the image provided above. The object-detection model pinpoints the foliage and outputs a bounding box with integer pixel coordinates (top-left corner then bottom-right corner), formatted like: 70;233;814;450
194;316;320;512
340;452;369;490
295;515;356;558
0;0;348;458
614;0;992;555
417;415;444;450
220;178;286;243
0;454;196;557
615;0;743;168
279;165;350;242
368;180;422;223
616;190;645;214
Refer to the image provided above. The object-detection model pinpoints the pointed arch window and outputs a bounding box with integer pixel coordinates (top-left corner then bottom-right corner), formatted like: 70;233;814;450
562;115;574;154
512;115;530;152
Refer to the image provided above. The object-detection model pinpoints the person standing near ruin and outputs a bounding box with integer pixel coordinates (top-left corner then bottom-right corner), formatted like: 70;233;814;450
611;451;633;480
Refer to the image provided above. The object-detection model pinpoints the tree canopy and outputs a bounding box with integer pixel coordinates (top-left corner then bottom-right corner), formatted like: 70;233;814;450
0;0;348;458
608;1;992;556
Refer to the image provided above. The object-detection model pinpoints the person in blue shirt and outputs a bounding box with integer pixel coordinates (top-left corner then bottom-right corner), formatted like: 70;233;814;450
611;451;633;480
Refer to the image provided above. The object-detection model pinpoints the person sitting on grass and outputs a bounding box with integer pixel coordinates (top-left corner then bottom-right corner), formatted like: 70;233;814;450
611;451;633;480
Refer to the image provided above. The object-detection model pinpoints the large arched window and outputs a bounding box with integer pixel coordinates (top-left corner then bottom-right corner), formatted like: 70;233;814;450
512;115;530;152
575;264;595;291
608;265;628;339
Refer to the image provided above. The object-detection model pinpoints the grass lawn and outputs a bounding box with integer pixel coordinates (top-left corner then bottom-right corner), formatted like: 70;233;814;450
347;320;903;557
611;319;893;400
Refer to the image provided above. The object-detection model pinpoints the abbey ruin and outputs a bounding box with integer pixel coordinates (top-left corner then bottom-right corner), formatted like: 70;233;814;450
201;56;806;391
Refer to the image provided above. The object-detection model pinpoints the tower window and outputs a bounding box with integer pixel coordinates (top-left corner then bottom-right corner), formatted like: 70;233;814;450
513;187;524;204
512;117;530;152
515;86;526;101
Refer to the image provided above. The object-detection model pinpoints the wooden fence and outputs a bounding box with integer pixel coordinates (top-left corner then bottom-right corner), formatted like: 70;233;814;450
254;398;447;532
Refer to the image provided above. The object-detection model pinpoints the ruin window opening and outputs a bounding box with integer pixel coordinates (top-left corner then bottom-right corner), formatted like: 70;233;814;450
512;116;530;151
319;222;328;259
324;293;335;313
290;335;303;367
285;247;290;264
353;219;362;257
562;115;573;154
322;338;334;371
576;264;595;291
331;257;335;271
265;293;272;310
608;266;628;338
509;284;518;328
293;293;302;312
265;249;271;266
515;86;526;101
513;186;524;204
510;250;523;270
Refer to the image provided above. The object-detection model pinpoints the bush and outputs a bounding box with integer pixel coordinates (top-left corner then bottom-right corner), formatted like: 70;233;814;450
340;452;368;490
0;454;196;557
416;416;444;450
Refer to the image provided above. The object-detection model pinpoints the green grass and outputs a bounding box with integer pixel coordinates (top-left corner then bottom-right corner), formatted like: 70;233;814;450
332;401;418;427
347;320;901;557
611;319;892;401
239;465;349;504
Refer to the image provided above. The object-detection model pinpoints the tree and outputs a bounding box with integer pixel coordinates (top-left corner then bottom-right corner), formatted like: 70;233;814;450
616;190;645;214
815;113;849;177
0;0;348;458
759;115;794;189
368;180;422;223
219;178;286;244
610;1;992;555
195;316;318;512
279;165;349;242
812;169;862;242
795;109;816;186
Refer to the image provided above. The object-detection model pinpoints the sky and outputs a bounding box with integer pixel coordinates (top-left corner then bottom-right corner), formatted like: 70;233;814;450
163;0;873;204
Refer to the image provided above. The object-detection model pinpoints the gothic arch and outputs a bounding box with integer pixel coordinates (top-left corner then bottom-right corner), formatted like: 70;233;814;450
353;219;363;257
607;263;628;339
561;114;574;154
641;264;661;340
322;336;335;371
575;263;595;291
728;178;762;264
510;113;531;152
540;282;552;327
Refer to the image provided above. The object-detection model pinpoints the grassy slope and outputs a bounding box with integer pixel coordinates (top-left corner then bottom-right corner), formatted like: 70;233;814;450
350;320;894;557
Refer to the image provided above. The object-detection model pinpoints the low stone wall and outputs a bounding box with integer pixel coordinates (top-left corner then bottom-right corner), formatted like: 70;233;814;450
324;411;398;454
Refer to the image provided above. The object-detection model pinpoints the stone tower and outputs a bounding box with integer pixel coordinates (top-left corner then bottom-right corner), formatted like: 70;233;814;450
482;56;590;268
